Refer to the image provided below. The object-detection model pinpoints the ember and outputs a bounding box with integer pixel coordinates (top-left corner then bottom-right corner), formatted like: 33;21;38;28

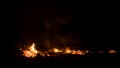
19;43;118;58
20;43;39;58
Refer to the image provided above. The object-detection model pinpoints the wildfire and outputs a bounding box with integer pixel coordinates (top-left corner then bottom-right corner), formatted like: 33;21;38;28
20;43;39;58
53;48;60;53
64;48;72;54
76;50;86;55
19;42;118;58
108;50;117;54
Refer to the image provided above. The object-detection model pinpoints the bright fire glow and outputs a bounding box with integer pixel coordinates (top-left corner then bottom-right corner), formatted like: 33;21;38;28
76;50;86;55
39;51;46;57
71;50;76;54
19;42;118;58
108;50;117;54
64;48;86;55
53;48;60;53
65;48;72;54
21;43;39;58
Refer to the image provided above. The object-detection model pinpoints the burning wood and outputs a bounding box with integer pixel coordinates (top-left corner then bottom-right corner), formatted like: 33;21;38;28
20;43;39;58
19;42;118;58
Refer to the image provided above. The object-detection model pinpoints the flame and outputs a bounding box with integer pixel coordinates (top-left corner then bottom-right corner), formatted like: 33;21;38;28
64;48;86;55
21;43;39;58
65;48;72;54
85;50;90;53
108;50;117;54
71;50;76;54
53;48;60;53
19;42;118;57
76;50;86;55
39;51;46;57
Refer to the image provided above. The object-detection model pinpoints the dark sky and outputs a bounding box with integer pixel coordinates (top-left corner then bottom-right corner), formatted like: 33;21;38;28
8;0;119;54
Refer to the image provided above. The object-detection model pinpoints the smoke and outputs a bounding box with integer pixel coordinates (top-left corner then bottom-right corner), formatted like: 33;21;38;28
16;2;82;50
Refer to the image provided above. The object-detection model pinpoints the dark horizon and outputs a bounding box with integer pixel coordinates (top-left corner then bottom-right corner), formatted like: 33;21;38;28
5;1;120;67
8;1;119;56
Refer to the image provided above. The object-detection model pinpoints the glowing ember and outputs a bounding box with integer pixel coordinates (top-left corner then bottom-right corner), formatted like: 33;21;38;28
39;52;46;57
108;50;117;54
76;50;86;55
21;43;39;58
65;48;72;54
71;50;76;54
19;42;118;57
85;50;90;53
53;48;60;53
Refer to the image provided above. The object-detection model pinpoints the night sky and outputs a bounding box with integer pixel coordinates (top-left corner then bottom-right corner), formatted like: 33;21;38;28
7;1;119;55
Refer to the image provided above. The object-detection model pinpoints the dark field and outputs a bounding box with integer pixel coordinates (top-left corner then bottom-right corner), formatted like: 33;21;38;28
9;53;120;67
8;1;120;67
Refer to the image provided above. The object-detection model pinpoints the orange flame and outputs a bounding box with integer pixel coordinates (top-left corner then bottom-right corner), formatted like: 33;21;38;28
21;43;39;58
76;50;86;55
19;42;118;57
64;48;72;54
71;50;76;54
53;48;60;53
108;50;117;54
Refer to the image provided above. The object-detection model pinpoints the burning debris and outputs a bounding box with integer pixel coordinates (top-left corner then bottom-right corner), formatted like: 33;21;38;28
19;42;118;58
20;43;39;58
53;48;61;53
20;43;89;57
108;50;117;54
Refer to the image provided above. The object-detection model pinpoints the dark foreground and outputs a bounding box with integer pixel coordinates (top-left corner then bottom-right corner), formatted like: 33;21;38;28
8;53;120;67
